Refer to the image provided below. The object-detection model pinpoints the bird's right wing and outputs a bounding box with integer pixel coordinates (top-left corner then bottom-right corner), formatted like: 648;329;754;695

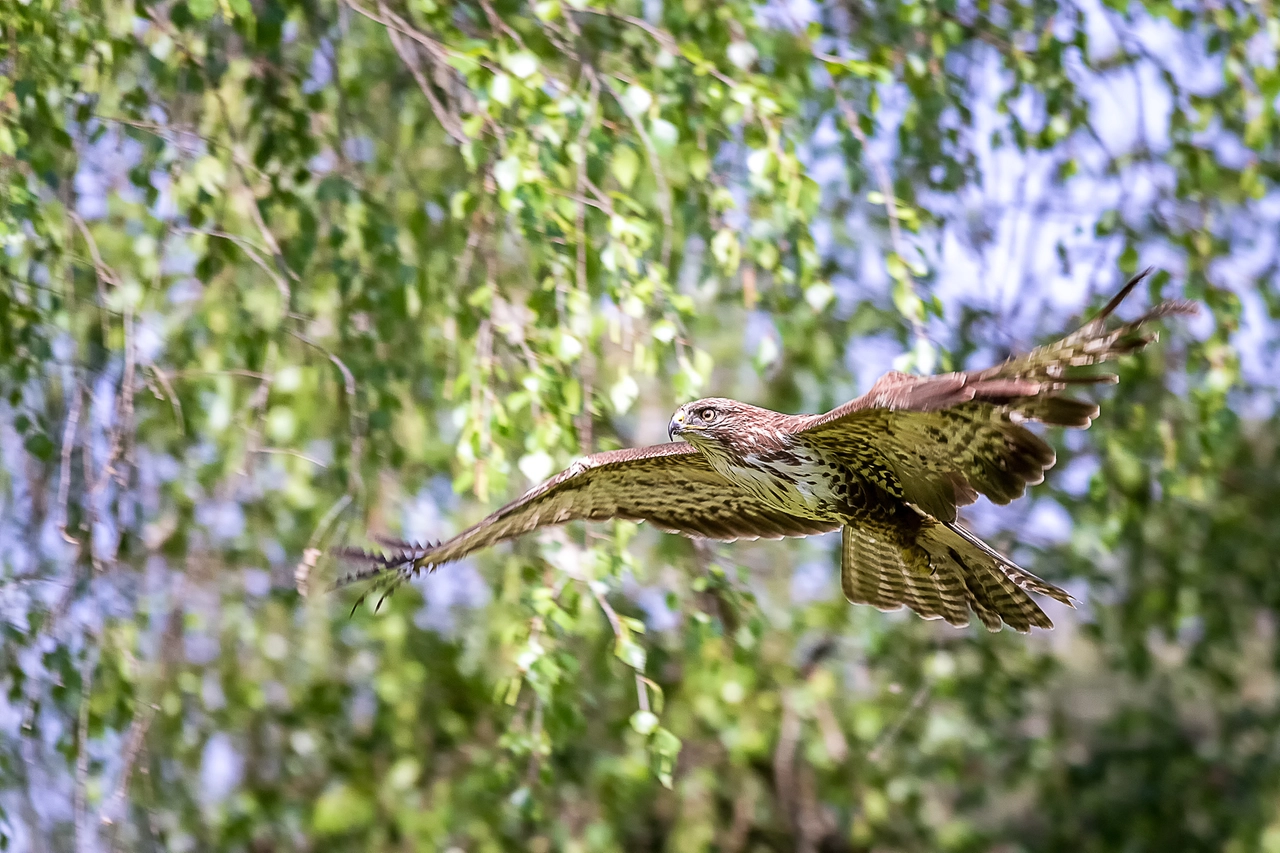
335;441;838;592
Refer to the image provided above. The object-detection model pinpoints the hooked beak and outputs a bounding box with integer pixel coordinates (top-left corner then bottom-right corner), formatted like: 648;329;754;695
668;410;685;441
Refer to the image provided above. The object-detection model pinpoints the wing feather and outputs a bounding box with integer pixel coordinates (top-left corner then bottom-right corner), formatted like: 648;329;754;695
335;442;839;590
801;270;1195;522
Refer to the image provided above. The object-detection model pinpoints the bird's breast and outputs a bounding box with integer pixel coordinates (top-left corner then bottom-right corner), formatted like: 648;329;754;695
713;445;842;520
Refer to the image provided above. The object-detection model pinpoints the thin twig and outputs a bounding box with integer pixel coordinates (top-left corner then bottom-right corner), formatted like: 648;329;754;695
57;381;83;544
578;575;650;713
347;0;502;105
773;688;802;831
568;67;601;458
472;318;494;499
543;184;612;215
182;227;294;303
71;211;135;566
288;329;363;494
575;7;737;87
585;578;623;636
145;364;185;433
100;703;155;840
290;330;357;402
114;306;138;488
935;10;1017;54
579;174;617;217
235;341;278;479
299;493;354;596
98;115;270;180
70;210;119;348
345;0;447;62
69;211;122;289
456;204;487;291
867;682;931;762
477;0;530;51
530;0;576;55
222;165;298;299
575;75;600;298
170;368;273;380
525;697;544;785
158;21;300;308
74;642;95;853
252;447;329;467
379;0;469;144
635;673;650;713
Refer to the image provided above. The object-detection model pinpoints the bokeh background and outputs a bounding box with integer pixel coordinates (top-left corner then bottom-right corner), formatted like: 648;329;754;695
2;0;1279;850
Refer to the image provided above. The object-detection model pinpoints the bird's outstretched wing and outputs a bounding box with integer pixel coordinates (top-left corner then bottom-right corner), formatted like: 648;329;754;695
334;442;839;598
799;269;1196;523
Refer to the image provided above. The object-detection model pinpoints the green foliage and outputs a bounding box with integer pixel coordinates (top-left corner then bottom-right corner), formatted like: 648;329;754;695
1;0;1279;850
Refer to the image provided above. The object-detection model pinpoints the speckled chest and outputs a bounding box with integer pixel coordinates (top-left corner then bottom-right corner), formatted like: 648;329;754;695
689;440;829;520
694;430;906;522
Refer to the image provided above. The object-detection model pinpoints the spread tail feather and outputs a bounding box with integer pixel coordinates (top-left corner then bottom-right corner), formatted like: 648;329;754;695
841;518;1073;633
920;521;1073;633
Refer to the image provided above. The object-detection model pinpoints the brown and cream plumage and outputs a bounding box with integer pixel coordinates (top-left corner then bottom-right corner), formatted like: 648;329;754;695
337;270;1195;632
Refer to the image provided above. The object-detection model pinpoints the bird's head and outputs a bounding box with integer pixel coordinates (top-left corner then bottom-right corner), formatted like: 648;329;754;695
669;397;779;450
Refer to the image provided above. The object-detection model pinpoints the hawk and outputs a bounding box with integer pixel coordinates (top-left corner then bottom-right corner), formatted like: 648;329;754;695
338;271;1194;632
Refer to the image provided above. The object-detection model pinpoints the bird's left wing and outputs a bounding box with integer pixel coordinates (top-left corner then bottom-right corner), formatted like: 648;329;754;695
797;270;1196;522
335;441;839;592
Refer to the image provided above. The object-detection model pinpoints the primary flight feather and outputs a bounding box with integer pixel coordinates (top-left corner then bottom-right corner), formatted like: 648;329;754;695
336;270;1195;632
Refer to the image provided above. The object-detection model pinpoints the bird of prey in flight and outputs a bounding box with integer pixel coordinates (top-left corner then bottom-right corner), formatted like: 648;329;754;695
338;271;1194;632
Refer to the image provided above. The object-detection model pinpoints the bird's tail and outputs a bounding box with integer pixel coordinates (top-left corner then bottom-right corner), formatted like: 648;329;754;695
841;516;1073;633
918;520;1075;633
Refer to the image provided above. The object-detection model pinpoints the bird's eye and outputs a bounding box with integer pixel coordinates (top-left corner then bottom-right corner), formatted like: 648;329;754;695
699;407;718;422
